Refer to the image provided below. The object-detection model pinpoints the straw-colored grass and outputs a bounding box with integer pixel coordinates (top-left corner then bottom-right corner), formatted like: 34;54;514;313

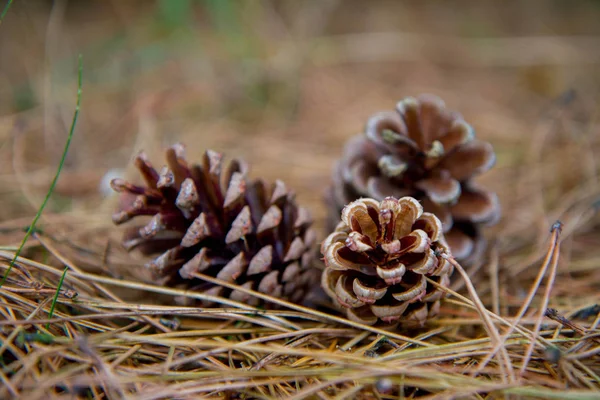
1;111;599;398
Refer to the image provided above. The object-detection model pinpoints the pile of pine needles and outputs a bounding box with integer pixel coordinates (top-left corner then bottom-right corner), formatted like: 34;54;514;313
1;94;600;399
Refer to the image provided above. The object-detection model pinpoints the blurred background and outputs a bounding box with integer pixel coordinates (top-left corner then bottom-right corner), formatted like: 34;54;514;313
1;0;599;240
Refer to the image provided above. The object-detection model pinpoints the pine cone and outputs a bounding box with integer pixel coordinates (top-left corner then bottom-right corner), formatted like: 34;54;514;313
111;144;318;306
321;196;453;327
326;94;499;265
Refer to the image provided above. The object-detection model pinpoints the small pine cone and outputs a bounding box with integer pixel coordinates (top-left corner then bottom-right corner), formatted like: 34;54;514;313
321;196;453;327
327;94;500;265
111;144;318;307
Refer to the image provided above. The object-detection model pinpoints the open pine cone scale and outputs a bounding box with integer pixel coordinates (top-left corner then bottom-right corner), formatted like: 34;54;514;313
111;145;318;306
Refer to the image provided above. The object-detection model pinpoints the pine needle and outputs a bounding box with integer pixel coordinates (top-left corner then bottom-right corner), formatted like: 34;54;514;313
46;266;68;331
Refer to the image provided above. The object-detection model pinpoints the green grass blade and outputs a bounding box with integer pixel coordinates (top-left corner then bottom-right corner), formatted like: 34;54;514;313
0;54;83;287
46;267;68;330
0;0;14;27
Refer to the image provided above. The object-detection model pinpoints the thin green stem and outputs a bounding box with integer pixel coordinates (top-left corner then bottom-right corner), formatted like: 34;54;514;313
46;267;68;330
0;54;83;286
0;0;14;27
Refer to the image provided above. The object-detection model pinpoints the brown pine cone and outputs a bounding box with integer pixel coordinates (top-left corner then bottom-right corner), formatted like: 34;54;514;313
321;196;453;327
111;144;318;306
326;94;500;265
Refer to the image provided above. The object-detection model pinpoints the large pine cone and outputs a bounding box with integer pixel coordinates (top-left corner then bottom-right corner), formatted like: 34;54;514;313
321;196;453;327
111;144;318;306
326;94;500;265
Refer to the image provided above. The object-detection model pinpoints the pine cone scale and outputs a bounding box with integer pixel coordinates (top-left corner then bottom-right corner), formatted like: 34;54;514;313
397;97;427;148
415;176;461;204
134;154;160;189
450;187;499;224
437;140;496;181
445;227;476;261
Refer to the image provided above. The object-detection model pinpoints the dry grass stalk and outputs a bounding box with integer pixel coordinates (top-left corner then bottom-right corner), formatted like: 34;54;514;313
1;194;600;399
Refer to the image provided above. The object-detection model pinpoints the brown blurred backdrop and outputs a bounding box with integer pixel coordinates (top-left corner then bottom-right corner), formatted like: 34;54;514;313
1;0;600;235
